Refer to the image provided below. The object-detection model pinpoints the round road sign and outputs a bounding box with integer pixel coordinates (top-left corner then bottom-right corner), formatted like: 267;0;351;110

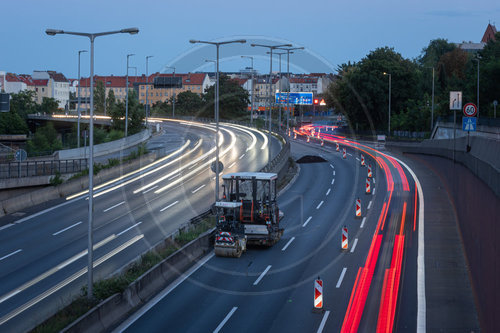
210;161;224;174
463;103;477;117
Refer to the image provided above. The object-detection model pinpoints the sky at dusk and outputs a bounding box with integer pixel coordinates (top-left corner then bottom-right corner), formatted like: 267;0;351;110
1;0;498;78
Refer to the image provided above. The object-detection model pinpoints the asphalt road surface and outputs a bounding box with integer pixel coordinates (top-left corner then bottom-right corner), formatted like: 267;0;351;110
0;120;281;332
116;126;423;333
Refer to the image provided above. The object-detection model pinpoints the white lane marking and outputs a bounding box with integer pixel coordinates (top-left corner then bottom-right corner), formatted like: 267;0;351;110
331;178;335;185
228;162;236;169
356;157;360;161
142;185;158;194
361;217;366;228
333;170;336;176
213;307;238;333
373;177;376;184
56;235;115;271
0;249;22;262
188;163;198;170
336;267;347;288
103;201;125;212
160;200;179;212
393;157;426;332
115;253;215;332
302;216;312;227
347;153;353;156
0;234;137;316
117;222;142;237
373;188;376;195
350;238;359;253
316;201;324;209
367;201;373;209
281;237;295;251
0;224;14;232
192;184;206;194
326;189;331;196
330;164;334;169
168;173;181;180
239;154;245;159
52;221;82;236
253;265;272;285
316;310;330;333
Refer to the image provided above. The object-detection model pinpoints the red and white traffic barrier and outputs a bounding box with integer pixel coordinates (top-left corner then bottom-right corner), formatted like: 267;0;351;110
288;129;291;137
321;140;324;146
314;277;323;310
342;226;348;250
342;148;346;159
317;128;321;138
355;198;361;217
367;164;373;178
307;136;310;143
366;177;371;194
360;154;365;166
336;143;340;152
294;132;297;139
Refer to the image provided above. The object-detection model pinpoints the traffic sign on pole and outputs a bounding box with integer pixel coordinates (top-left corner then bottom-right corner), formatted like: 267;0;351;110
463;103;477;117
462;117;477;132
449;91;462;110
15;149;27;162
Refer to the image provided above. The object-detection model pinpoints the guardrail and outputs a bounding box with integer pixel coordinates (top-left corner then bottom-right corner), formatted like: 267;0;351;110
0;158;88;179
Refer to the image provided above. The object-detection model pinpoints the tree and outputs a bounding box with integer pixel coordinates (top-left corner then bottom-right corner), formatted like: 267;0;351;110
477;32;500;116
175;91;203;115
109;89;144;134
38;97;59;114
0;111;29;134
94;81;106;115
203;75;249;119
106;89;116;114
27;122;62;155
325;47;421;132
9;90;37;119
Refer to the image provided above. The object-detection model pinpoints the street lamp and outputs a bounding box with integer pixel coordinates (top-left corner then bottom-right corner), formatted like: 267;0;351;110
125;53;135;137
276;47;304;133
77;49;87;148
251;43;292;167
165;66;176;118
241;56;255;125
45;27;139;299
205;60;217;121
473;56;480;119
267;51;286;131
145;55;154;126
383;72;392;136
190;38;246;202
425;67;435;131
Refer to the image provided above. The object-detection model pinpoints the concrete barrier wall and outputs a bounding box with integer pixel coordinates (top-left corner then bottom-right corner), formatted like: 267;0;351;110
1;152;157;216
387;136;500;197
62;229;213;333
56;130;151;160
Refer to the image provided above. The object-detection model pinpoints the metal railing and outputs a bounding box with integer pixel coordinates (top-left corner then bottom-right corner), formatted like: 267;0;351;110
0;158;88;179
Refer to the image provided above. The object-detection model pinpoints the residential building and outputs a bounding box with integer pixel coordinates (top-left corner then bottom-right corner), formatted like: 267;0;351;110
138;73;211;107
31;70;70;109
0;71;28;94
456;23;497;53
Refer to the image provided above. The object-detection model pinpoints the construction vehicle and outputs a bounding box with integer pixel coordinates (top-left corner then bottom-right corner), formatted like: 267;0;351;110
214;172;284;257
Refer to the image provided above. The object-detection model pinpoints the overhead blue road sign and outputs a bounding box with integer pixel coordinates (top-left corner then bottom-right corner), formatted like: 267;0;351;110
462;117;476;132
275;92;313;105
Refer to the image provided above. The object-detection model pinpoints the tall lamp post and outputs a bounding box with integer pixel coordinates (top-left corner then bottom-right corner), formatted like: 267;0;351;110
473;57;480;119
125;53;135;137
145;55;154;127
277;47;304;133
383;72;392;137
251;43;292;166
77;49;87;148
46;27;139;299
189;39;246;202
165;66;176;118
267;51;286;131
205;60;217;120
428;67;435;131
241;56;255;125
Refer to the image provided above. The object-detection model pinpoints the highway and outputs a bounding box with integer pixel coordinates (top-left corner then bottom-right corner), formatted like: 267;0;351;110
116;125;424;333
0;120;281;332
